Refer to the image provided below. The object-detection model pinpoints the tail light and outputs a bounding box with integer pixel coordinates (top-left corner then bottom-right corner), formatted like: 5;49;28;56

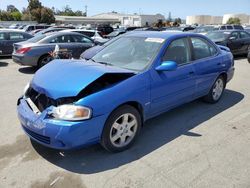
16;47;31;54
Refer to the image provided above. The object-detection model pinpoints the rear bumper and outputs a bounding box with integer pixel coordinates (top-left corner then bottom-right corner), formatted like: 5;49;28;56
12;53;38;66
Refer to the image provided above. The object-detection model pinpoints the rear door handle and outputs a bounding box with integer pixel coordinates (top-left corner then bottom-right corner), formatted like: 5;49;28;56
189;71;195;76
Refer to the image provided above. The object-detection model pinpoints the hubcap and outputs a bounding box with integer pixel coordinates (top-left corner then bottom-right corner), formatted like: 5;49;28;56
212;78;224;101
110;113;138;148
41;56;53;66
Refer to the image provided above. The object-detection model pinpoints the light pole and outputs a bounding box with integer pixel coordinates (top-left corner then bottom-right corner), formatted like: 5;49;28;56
27;0;31;21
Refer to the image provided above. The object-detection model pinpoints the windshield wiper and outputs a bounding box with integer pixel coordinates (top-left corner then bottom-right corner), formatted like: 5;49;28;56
97;61;113;66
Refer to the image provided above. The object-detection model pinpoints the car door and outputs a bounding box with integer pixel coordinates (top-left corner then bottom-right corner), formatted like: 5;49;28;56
150;37;196;115
70;35;95;58
227;31;241;54
0;32;9;55
189;37;222;98
238;31;250;54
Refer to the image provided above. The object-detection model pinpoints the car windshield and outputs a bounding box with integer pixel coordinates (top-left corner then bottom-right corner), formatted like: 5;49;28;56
92;36;164;72
26;34;47;43
206;32;229;41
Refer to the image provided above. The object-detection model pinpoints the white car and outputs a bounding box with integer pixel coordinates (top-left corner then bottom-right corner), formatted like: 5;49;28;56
60;29;108;43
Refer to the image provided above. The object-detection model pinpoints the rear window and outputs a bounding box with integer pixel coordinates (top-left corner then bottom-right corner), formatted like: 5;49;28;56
234;25;243;30
0;33;7;40
10;33;24;40
27;34;47;43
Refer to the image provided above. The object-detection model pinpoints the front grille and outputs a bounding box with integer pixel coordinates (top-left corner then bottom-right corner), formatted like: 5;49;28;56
23;126;50;144
25;87;56;112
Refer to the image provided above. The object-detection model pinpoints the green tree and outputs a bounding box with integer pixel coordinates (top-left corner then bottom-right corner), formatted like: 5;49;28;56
28;0;42;11
40;7;55;24
11;11;22;21
227;17;241;25
0;10;13;21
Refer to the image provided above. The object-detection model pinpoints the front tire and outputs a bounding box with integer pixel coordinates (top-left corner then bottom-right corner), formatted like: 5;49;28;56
101;105;141;152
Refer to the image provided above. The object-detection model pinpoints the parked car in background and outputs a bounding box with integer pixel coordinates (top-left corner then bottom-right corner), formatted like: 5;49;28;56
60;29;108;43
18;25;27;30
218;25;244;30
192;26;218;35
29;29;44;35
134;27;163;31
17;31;234;152
105;30;126;39
97;25;114;36
9;24;20;29
12;32;95;67
163;26;195;32
34;27;69;36
0;30;33;56
244;27;250;33
22;24;51;32
206;30;250;55
80;35;124;60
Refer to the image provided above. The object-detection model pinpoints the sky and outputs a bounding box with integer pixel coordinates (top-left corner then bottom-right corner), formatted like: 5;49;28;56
0;0;249;19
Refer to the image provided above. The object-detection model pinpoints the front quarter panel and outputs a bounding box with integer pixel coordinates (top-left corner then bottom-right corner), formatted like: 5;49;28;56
75;71;151;120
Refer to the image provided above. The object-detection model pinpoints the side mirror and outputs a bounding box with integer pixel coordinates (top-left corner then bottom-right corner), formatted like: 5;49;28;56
155;61;177;71
229;36;236;41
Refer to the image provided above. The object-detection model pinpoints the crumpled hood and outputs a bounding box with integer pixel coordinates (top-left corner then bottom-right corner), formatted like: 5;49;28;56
31;60;134;99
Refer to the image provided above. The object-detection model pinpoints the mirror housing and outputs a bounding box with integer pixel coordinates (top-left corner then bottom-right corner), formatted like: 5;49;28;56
229;36;236;41
155;61;177;71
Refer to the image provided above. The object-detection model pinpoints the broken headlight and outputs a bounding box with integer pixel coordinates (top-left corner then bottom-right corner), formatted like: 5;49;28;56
50;105;92;121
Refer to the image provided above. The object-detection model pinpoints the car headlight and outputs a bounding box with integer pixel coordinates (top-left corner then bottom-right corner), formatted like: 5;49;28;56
51;105;92;121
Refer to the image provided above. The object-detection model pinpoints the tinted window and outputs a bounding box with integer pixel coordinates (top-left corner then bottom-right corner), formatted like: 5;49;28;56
50;35;72;43
163;38;191;65
240;31;250;39
231;32;239;39
220;26;226;30
81;31;95;37
227;26;233;30
71;35;93;43
0;33;7;40
191;37;217;60
10;33;24;40
234;25;243;30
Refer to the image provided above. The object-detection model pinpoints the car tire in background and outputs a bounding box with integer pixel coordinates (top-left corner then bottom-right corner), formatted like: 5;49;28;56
203;75;226;104
38;54;53;68
101;105;142;152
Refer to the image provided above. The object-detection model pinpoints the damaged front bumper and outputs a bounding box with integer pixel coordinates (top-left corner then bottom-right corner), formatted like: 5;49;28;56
17;97;108;150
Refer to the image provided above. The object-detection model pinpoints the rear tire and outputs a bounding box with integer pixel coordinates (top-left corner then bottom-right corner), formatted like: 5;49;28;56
203;76;226;103
38;54;53;68
101;105;141;152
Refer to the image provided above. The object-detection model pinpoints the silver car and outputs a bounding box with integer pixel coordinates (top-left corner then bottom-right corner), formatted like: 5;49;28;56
12;32;95;67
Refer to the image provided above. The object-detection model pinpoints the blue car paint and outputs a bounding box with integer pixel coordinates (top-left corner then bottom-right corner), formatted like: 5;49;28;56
17;31;235;150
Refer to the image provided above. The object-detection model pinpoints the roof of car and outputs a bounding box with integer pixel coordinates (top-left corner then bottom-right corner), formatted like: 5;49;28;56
209;30;246;33
124;31;202;39
0;29;28;33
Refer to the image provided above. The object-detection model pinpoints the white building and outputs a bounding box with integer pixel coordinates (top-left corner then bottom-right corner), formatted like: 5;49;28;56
186;15;223;25
186;13;250;25
92;12;165;27
223;13;250;25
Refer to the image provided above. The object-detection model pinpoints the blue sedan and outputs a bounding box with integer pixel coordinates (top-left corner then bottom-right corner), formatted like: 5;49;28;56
17;32;235;152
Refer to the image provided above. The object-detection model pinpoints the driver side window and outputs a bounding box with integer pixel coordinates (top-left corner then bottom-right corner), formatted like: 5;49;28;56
163;38;191;65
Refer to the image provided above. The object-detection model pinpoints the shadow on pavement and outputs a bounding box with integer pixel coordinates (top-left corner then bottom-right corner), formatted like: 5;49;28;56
18;67;37;74
32;89;244;174
0;62;8;67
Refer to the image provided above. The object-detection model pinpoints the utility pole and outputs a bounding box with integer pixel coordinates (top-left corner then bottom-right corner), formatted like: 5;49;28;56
27;0;31;21
85;5;87;17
